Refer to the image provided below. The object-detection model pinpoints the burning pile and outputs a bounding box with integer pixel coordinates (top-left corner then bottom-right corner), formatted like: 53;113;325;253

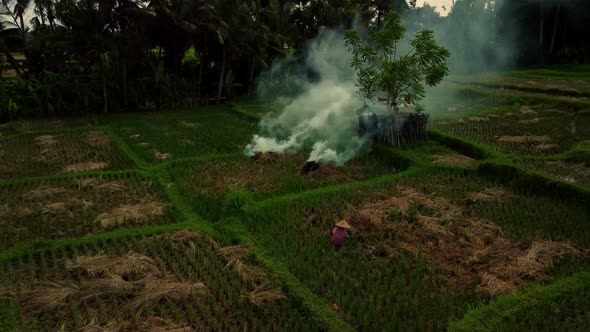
300;160;320;175
251;151;281;162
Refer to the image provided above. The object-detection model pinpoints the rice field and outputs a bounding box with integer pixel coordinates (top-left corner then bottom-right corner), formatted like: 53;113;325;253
0;231;311;331
1;75;590;330
0;173;174;250
242;168;590;330
104;105;257;163
0;130;133;180
431;104;590;156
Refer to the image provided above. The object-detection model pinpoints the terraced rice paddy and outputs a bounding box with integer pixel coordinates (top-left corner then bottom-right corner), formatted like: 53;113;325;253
1;74;589;331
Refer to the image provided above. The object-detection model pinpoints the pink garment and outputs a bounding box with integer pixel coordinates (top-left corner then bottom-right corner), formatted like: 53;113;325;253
330;227;348;246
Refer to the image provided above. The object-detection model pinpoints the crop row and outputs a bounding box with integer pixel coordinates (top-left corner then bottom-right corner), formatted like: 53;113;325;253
513;159;590;190
242;167;590;330
0;173;175;249
0;230;311;331
105;105;256;163
169;150;406;221
0;130;133;180
431;107;590;156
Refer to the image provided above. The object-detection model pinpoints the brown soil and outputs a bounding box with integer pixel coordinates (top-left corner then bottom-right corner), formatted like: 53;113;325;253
67;253;161;278
12;252;206;326
518;118;542;124
179;121;200;128
0;204;9;222
41;198;94;216
167;229;203;242
431;154;476;167
468;116;488;122
73;178;127;192
520;106;538;115
35;135;59;147
465;187;519;203
64;161;109;173
80;316;194;332
497;135;551;143
85;131;110;146
252;151;281;162
24;186;67;200
153;150;172;160
95;201;167;228
297;162;356;180
344;185;579;295
218;244;286;305
193;154;370;195
242;287;287;306
534;143;561;152
19;281;79;313
138;142;150;147
132;275;205;308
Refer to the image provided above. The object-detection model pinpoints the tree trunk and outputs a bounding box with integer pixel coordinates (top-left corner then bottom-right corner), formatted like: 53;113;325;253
539;0;544;49
101;57;108;113
1;47;24;77
217;47;227;104
198;49;205;98
248;60;255;96
123;61;128;107
19;15;25;43
550;4;561;54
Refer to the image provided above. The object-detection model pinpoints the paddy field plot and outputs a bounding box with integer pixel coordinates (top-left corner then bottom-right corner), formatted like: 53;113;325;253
105;105;256;163
1;74;590;331
0;173;175;250
0;130;133;180
243;168;590;331
0;230;310;331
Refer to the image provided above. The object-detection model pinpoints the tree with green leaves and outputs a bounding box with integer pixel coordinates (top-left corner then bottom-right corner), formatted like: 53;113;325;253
344;10;450;114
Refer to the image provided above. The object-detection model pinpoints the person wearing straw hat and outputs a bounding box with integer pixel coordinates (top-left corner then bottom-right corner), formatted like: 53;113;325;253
330;220;351;249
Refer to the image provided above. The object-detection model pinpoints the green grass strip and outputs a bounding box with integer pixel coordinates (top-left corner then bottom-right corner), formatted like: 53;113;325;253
247;166;426;211
0;126;92;142
102;125;149;169
0;300;19;332
229;103;264;121
151;153;242;172
449;80;590;98
0;221;219;263
218;218;356;332
0;169;151;187
460;86;590;109
428;129;497;160
449;272;590;332
153;167;212;224
478;161;590;205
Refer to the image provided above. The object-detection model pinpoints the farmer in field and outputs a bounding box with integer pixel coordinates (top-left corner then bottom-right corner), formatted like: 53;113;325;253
330;220;351;249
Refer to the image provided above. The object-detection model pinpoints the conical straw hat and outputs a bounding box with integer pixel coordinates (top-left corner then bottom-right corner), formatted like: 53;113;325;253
335;220;351;229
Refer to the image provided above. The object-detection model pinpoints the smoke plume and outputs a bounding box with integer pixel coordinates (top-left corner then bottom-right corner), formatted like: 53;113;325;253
244;29;367;166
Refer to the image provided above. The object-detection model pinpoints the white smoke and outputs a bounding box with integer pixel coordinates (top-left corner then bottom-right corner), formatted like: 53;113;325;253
244;29;368;166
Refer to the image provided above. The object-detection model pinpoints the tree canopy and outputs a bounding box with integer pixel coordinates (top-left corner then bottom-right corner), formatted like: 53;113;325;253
0;0;589;118
345;11;450;112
